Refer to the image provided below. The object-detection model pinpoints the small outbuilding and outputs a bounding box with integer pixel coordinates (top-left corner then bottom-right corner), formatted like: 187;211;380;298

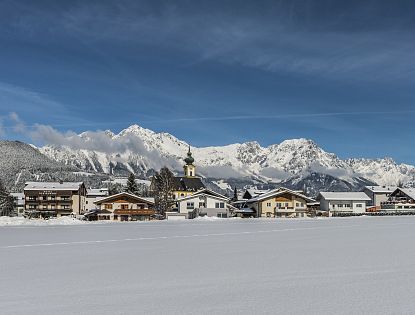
317;192;371;216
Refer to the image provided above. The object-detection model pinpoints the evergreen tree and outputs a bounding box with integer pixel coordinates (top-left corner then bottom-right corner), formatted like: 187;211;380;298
0;179;14;216
153;167;175;216
232;187;238;202
125;173;139;194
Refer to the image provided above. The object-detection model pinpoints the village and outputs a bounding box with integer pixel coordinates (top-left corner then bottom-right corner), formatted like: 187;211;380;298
3;147;414;222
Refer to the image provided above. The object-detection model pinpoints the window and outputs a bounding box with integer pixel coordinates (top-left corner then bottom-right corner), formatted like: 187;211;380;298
296;203;300;207
277;203;282;208
63;205;70;210
50;196;56;201
29;205;37;210
338;204;343;208
301;203;304;207
266;202;272;207
180;193;185;197
215;202;225;208
344;204;351;208
42;196;47;201
104;204;113;210
285;203;289;207
217;213;227;218
356;204;363;208
43;205;48;210
61;196;70;201
186;202;194;209
121;204;129;210
199;202;205;208
86;201;88;204
28;196;37;201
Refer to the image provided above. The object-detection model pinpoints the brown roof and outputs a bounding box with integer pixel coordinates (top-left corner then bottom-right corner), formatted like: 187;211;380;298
113;209;155;216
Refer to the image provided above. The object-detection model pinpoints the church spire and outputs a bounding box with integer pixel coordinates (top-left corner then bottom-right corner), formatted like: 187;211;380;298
183;146;196;177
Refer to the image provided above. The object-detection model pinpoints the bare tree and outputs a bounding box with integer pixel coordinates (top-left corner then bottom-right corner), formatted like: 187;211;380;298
152;167;175;216
0;179;14;216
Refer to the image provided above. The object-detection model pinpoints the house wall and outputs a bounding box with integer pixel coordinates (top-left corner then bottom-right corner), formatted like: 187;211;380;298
323;200;366;214
177;195;229;218
259;195;308;217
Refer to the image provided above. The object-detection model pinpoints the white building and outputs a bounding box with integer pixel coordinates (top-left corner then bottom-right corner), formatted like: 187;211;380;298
317;192;371;216
362;186;397;209
85;188;109;212
11;193;25;216
173;189;234;219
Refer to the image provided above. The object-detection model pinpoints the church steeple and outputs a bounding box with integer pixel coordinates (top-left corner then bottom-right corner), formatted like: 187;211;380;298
183;146;196;177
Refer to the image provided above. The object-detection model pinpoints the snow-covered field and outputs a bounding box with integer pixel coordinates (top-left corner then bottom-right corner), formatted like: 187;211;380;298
1;217;415;314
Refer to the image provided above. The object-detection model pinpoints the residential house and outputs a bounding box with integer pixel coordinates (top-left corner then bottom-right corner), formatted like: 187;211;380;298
92;192;155;221
380;188;415;212
362;185;397;210
171;189;235;219
317;192;371;216
24;182;87;217
244;188;315;218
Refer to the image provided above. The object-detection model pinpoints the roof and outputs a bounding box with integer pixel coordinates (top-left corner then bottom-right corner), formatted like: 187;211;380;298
24;182;84;191
87;188;109;197
94;192;155;205
391;188;415;200
172;177;205;192
176;192;229;203
364;186;398;193
247;188;315;203
234;208;255;213
318;192;371;201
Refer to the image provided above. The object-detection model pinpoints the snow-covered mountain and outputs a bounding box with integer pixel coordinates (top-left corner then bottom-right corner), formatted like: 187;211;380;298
36;124;415;194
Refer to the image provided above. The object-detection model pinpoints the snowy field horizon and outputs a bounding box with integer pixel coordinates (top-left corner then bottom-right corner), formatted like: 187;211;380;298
2;216;415;314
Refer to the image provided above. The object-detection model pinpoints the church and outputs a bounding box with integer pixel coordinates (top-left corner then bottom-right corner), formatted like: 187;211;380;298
172;147;206;200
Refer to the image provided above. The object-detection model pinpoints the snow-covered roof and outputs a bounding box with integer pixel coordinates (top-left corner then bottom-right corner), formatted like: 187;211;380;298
395;188;415;200
247;188;315;203
175;192;229;203
364;186;398;193
318;192;371;201
94;192;155;205
87;188;109;197
24;182;84;191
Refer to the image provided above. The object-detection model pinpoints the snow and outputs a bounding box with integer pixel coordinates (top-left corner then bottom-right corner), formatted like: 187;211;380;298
0;216;89;226
2;216;415;314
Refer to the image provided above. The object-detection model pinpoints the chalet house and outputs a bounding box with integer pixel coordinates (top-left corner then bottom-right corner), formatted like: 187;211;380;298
317;192;371;215
172;147;205;199
380;188;415;212
243;188;315;218
362;185;397;210
241;189;270;200
92;192;155;221
24;181;87;217
171;189;235;219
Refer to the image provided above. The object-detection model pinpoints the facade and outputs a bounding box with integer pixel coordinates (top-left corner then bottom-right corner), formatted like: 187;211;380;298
244;188;315;218
11;193;25;216
93;192;155;221
23;182;87;217
171;147;205;200
380;188;415;212
317;192;371;215
362;185;397;209
85;188;109;212
175;189;234;219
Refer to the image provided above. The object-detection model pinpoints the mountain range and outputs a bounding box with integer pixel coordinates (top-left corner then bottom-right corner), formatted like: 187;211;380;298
1;124;414;196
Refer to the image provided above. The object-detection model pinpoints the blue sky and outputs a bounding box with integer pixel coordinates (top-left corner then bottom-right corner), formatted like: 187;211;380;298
0;0;414;163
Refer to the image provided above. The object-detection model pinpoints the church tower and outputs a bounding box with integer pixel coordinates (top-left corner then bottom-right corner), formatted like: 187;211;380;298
183;146;196;178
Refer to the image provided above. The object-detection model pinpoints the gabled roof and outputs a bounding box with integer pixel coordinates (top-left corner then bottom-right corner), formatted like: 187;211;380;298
247;188;315;203
192;188;229;200
390;188;415;200
172;177;206;192
364;186;398;193
318;192;371;201
175;191;229;203
24;182;84;191
94;192;155;205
